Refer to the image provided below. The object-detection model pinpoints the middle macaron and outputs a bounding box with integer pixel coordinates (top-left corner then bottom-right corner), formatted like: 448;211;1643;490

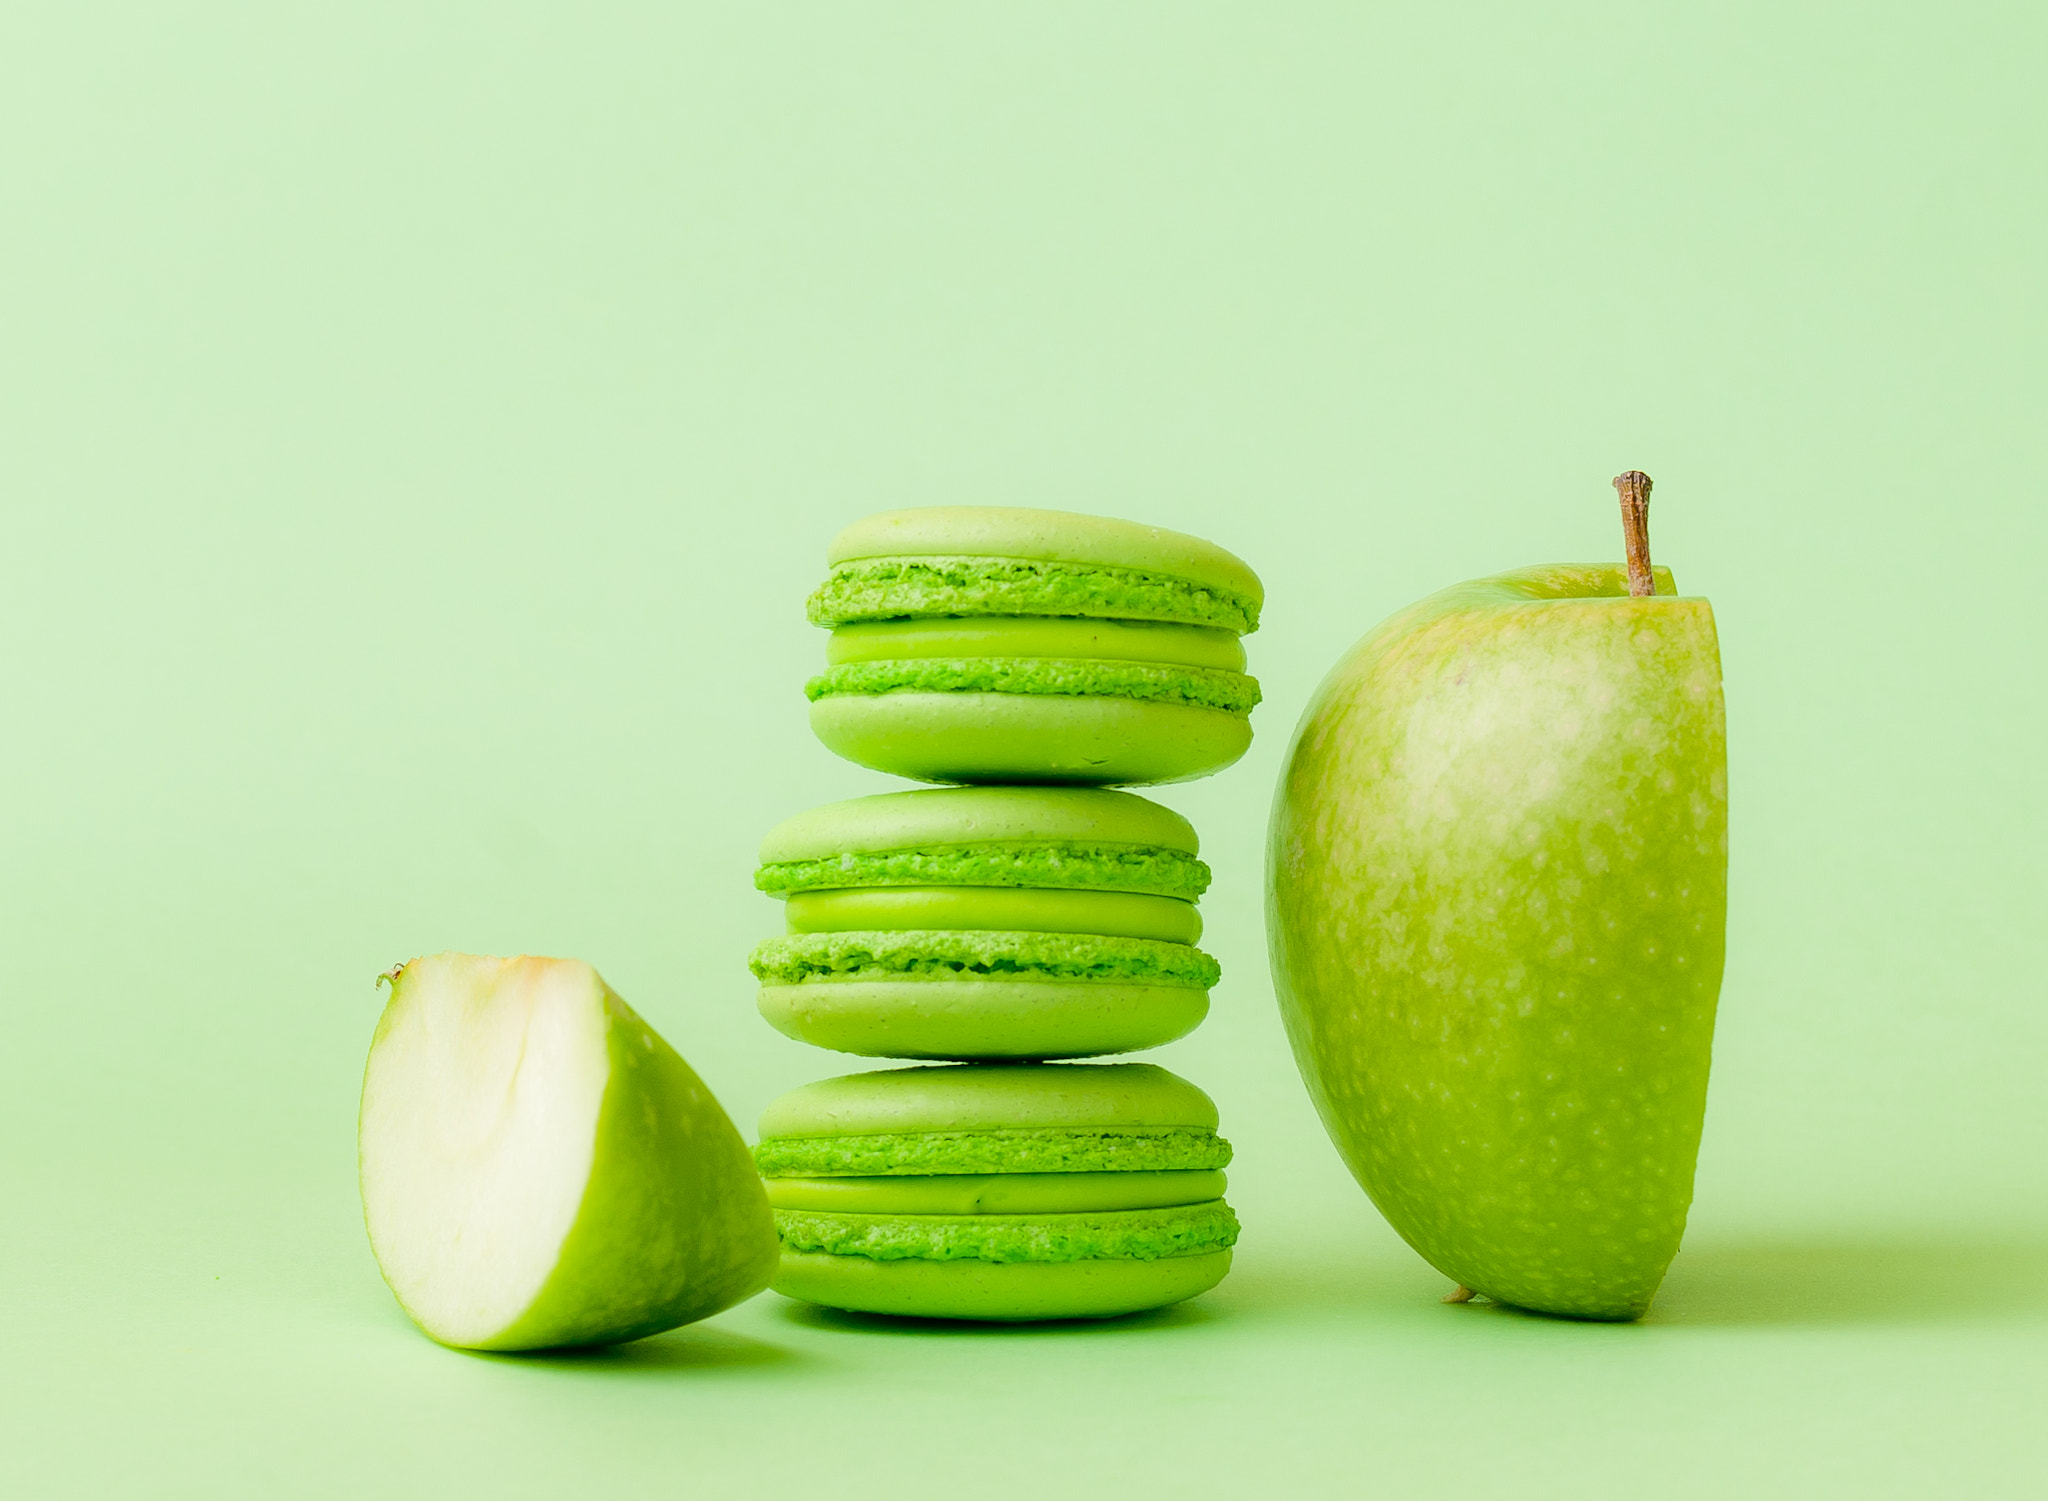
751;786;1219;1061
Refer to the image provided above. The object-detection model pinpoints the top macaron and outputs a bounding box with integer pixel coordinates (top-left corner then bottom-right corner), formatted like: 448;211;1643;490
805;507;1263;786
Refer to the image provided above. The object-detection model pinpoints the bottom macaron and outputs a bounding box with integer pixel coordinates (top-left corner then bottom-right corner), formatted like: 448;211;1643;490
774;1247;1234;1322
755;1062;1240;1323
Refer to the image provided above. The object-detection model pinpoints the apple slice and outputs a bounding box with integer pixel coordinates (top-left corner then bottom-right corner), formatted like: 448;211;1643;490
359;953;777;1350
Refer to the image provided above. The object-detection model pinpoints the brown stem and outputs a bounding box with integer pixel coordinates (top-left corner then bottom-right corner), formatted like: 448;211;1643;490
1613;470;1655;596
1443;1284;1476;1304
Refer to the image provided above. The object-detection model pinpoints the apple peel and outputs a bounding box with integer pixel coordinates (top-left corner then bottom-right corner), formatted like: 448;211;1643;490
359;953;777;1350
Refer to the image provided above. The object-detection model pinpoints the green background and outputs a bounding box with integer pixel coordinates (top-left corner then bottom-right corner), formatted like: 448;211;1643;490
5;4;2043;1495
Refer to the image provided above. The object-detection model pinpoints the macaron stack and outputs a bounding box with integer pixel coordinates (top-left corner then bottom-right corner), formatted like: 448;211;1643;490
750;507;1262;1321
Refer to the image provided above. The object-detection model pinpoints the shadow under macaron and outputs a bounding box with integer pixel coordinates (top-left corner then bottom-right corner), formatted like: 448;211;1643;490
767;1288;1224;1338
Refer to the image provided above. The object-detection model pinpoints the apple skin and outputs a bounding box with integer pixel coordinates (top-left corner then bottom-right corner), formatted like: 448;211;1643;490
1268;564;1725;1320
362;960;779;1350
482;981;779;1349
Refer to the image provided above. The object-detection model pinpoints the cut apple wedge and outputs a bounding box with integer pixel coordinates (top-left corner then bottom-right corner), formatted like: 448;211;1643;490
359;953;777;1350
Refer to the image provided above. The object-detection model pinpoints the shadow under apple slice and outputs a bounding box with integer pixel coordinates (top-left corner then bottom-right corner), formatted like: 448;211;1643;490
467;1322;805;1373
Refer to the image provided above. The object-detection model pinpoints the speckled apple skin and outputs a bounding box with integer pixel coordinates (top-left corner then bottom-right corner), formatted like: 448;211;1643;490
478;985;779;1350
1268;564;1725;1320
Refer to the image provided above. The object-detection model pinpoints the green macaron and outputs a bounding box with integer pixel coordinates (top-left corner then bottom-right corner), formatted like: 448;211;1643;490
807;507;1263;786
752;786;1218;1060
756;1062;1239;1322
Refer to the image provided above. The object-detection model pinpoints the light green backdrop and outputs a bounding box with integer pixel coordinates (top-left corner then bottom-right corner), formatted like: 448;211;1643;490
4;4;2043;1496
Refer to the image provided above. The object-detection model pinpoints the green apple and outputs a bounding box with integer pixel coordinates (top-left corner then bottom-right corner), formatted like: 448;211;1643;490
359;952;778;1350
1268;541;1725;1320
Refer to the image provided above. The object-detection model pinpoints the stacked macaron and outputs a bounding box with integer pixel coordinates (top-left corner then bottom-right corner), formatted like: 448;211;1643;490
757;1064;1236;1321
805;507;1262;786
753;786;1216;1061
751;507;1261;1322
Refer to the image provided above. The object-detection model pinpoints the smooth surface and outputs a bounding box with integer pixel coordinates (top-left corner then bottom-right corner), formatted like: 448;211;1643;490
759;785;1200;862
828;617;1249;670
496;974;782;1347
811;691;1254;784
765;1170;1229;1214
825;506;1265;608
759;1063;1222;1138
1270;567;1724;1317
758;979;1211;1060
773;1247;1235;1322
5;4;2046;1496
785;887;1203;944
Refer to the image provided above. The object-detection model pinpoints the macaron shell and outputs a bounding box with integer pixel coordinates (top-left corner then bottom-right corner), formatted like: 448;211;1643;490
810;692;1253;786
757;978;1208;1060
824;507;1263;610
758;1061;1221;1137
772;1247;1232;1322
783;887;1202;944
758;785;1199;862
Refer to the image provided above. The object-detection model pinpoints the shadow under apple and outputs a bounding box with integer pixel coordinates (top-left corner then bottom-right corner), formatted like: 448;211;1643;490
1146;1230;2048;1333
1643;1234;2048;1328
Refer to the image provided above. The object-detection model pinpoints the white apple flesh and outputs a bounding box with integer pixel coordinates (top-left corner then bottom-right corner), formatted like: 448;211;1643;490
359;953;778;1350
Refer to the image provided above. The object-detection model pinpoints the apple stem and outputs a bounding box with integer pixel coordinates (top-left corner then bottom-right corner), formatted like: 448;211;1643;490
1612;470;1656;597
1443;1284;1476;1304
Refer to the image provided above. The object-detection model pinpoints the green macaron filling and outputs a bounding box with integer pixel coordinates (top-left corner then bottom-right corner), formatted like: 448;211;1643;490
773;1202;1241;1264
808;556;1261;635
764;1169;1228;1215
805;658;1262;716
827;617;1248;672
756;841;1211;901
749;930;1221;989
783;886;1201;944
754;1125;1232;1178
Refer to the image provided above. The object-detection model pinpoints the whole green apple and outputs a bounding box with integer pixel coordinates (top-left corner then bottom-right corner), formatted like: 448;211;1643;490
359;953;778;1349
1268;541;1725;1320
